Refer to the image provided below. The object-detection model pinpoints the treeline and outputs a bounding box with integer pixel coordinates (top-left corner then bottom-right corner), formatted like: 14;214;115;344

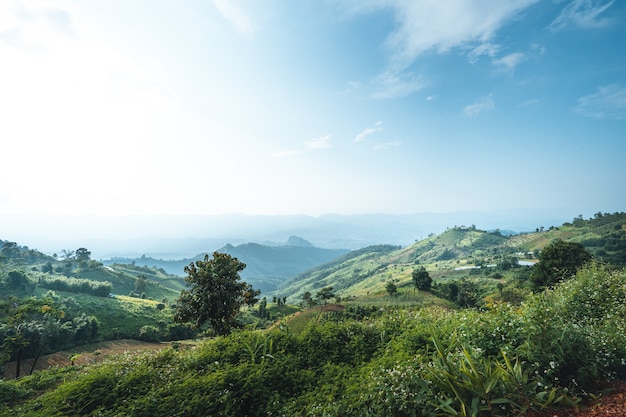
38;276;112;298
4;270;111;298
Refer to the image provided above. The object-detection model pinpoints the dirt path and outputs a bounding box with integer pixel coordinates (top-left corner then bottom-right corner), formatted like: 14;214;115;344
3;339;172;379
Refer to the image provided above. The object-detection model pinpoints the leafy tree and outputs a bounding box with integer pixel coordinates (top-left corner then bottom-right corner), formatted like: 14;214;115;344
134;275;147;293
75;248;91;262
315;286;335;305
41;261;54;274
385;282;397;297
412;266;432;290
7;271;29;289
530;239;592;289
173;252;259;336
301;291;314;309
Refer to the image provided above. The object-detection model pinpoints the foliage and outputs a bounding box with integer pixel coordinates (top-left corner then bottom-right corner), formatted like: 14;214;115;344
38;275;112;297
174;252;259;335
315;286;335;304
6;263;626;416
413;266;433;290
530;239;592;289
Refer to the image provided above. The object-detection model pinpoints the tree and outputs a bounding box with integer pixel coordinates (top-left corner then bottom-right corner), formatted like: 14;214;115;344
412;266;432;291
315;286;335;305
173;252;259;336
134;275;147;294
385;282;397;297
75;248;91;262
530;239;592;289
301;291;314;309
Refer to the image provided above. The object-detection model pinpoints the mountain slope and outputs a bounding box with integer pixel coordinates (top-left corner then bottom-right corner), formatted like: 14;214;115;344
104;237;349;293
276;213;626;302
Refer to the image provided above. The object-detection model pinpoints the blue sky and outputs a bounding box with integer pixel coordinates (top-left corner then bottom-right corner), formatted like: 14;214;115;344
1;0;625;217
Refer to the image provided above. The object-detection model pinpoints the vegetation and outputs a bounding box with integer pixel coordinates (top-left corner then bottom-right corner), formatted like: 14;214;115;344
1;212;625;416
174;252;260;335
529;239;592;289
1;263;624;416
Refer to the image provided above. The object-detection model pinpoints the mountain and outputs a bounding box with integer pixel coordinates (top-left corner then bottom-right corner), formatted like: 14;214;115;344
276;212;626;301
103;236;349;293
0;210;579;259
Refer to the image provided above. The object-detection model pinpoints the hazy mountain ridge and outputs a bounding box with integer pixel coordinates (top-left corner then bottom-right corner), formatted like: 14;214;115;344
103;237;350;293
0;210;578;259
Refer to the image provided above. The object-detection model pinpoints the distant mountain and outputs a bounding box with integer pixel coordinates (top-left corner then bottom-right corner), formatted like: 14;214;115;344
104;236;350;293
0;209;580;259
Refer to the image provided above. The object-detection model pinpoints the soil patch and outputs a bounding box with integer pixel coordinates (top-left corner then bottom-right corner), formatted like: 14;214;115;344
3;339;171;379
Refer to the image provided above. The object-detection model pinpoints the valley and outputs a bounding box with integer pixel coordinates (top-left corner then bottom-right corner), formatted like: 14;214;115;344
0;212;625;416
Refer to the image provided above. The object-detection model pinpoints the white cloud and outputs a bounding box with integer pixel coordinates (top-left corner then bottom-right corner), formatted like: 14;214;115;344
272;134;332;158
354;121;383;142
380;0;539;67
305;134;332;150
549;0;616;30
520;98;540;107
346;1;539;98
575;84;626;120
493;52;527;72
371;70;426;99
373;140;401;151
463;95;495;117
468;43;501;63
212;0;255;37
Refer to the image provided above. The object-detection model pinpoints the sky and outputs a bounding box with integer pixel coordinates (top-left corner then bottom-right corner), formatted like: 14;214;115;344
1;0;625;218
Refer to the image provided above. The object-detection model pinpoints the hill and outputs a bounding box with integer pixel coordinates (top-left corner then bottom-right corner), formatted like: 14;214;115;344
276;213;626;303
104;237;349;293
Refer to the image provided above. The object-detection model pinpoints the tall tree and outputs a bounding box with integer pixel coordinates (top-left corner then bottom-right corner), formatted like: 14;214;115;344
530;239;592;289
412;266;432;290
173;252;259;336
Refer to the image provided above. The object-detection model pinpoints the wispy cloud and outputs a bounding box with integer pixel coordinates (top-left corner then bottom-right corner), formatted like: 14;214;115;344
305;134;332;150
373;140;401;151
371;71;426;99
575;84;626;120
463;95;495;117
213;0;255;37
354;121;383;142
493;52;527;73
549;0;616;31
520;98;540;107
346;1;539;98
381;1;539;66
272;134;332;158
468;43;501;63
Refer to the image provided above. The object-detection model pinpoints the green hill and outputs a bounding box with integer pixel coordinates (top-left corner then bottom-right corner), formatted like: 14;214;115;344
276;213;626;304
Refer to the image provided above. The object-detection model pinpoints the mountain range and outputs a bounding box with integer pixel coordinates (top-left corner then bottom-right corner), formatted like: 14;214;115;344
0;210;578;260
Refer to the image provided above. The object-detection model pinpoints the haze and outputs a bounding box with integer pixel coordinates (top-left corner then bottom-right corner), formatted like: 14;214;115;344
1;1;624;254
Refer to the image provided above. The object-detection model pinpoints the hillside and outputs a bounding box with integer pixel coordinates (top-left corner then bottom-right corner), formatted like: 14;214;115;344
276;213;626;303
104;237;349;293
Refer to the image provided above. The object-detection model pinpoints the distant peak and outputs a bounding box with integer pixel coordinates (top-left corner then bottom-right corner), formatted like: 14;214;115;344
286;236;313;247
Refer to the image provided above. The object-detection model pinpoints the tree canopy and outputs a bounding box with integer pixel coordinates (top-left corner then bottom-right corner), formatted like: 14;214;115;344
412;266;432;290
530;239;592;289
174;252;259;336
